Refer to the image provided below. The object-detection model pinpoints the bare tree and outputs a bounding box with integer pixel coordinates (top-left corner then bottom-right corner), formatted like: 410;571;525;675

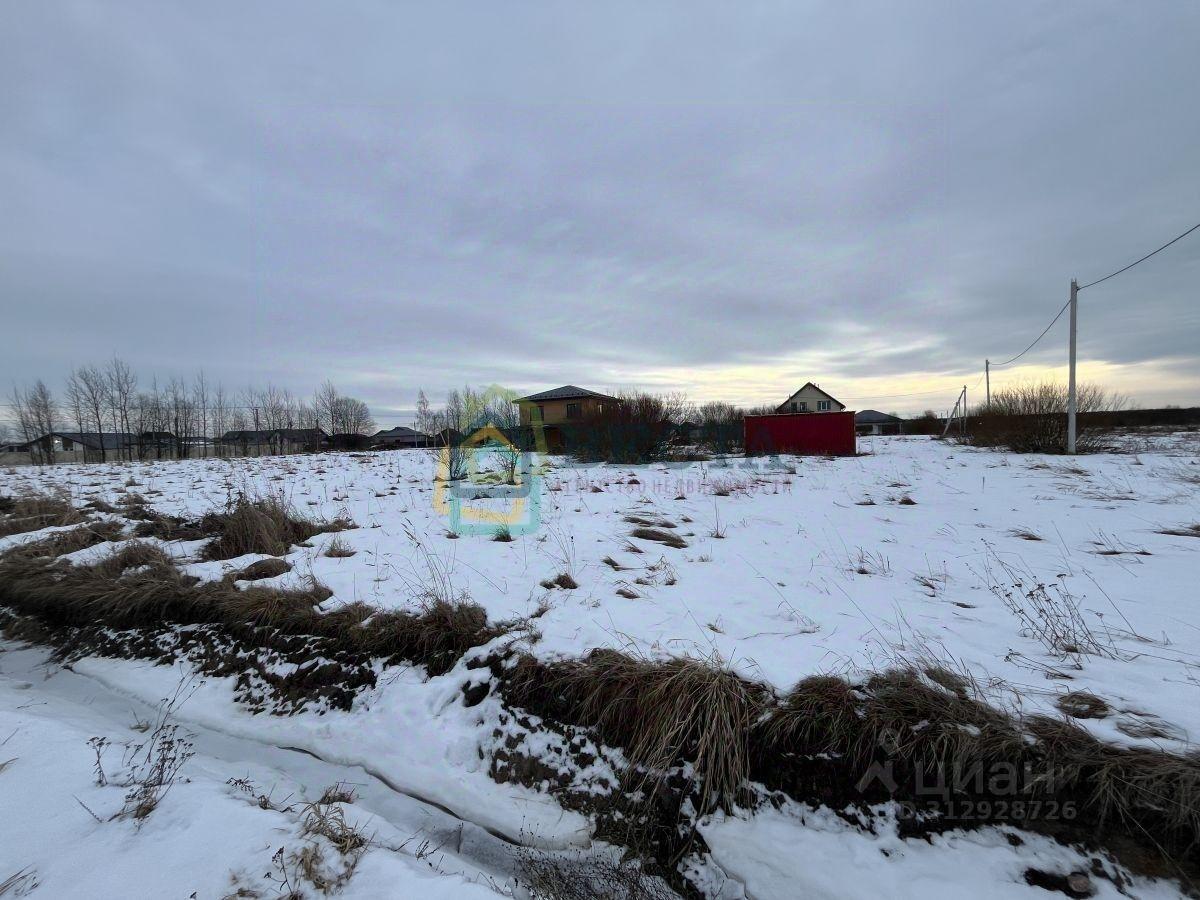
10;381;58;465
106;357;137;461
415;389;433;437
67;364;110;461
212;384;230;458
697;401;742;453
192;372;209;458
313;380;339;437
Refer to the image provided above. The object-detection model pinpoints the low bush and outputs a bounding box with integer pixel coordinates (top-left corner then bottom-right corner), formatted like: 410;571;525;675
569;393;687;464
965;382;1125;454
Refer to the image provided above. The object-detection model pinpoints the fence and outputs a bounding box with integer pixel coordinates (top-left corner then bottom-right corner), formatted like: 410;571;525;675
744;411;857;456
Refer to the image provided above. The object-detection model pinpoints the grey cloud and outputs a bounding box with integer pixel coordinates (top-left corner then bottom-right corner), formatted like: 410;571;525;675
1;1;1197;418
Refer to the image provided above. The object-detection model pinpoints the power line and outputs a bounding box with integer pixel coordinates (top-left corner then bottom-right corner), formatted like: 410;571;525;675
989;297;1072;369
1078;220;1200;291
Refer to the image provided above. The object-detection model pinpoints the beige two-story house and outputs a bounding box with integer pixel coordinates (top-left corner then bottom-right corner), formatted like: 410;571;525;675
516;385;621;425
515;385;621;452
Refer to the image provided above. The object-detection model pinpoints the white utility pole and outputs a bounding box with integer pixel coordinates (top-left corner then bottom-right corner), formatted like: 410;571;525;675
1066;279;1079;454
985;359;990;409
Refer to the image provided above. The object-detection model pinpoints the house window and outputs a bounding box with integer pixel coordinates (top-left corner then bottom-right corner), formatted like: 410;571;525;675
62;439;73;451
536;405;545;422
790;403;797;412
566;402;582;419
798;401;808;412
817;400;831;411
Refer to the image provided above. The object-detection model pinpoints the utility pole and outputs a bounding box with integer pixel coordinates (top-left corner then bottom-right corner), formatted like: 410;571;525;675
1066;279;1078;454
962;384;967;440
985;360;990;409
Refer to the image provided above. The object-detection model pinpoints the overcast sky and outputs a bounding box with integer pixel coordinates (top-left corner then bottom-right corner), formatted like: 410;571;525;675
2;1;1197;421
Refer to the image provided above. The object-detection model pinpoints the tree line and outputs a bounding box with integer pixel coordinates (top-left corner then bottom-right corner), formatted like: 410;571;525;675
6;358;375;464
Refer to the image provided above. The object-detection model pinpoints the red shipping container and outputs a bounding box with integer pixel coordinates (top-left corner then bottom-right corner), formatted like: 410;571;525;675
744;411;857;456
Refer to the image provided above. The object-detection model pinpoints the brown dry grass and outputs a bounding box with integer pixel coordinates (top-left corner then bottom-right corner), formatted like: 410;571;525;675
504;653;1200;862
0;490;86;536
0;535;496;677
200;493;351;561
628;527;687;549
507;649;768;813
1157;522;1200;539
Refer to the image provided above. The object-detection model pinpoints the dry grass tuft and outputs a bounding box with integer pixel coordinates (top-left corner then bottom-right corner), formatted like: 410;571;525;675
0;521;125;566
507;650;769;813
0;490;85;536
1157;522;1200;539
200;493;350;561
323;536;356;558
540;572;579;590
1056;691;1111;720
300;797;368;855
1009;527;1044;541
628;527;687;549
237;557;293;581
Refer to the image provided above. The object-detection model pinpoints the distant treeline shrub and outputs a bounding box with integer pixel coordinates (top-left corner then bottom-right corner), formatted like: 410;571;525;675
570;393;687;464
966;382;1126;454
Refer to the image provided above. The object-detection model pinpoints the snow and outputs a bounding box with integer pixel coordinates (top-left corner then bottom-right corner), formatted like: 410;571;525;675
0;646;509;899
2;434;1198;895
698;802;1184;900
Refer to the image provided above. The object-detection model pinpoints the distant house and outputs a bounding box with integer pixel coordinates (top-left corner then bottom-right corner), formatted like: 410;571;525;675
776;383;846;414
514;385;622;453
24;431;176;461
430;427;464;447
329;433;374;451
218;428;327;455
371;426;430;449
855;410;903;436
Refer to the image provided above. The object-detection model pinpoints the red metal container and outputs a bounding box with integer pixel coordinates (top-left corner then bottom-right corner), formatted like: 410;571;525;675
744;411;857;456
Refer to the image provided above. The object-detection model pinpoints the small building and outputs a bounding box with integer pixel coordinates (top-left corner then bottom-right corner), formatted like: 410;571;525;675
371;426;430;449
776;383;846;414
855;410;903;436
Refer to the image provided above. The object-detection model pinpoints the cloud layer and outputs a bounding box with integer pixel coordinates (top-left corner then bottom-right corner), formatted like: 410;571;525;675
2;2;1198;418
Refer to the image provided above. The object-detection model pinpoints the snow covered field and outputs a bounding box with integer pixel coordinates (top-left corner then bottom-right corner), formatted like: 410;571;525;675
2;434;1198;897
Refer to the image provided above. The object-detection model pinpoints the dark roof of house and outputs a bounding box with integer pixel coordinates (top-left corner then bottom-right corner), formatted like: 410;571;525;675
373;426;426;439
52;432;137;450
776;382;845;412
515;385;621;403
855;410;902;424
219;428;326;443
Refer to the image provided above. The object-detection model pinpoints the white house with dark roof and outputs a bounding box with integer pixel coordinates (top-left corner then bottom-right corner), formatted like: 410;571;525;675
775;383;846;414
